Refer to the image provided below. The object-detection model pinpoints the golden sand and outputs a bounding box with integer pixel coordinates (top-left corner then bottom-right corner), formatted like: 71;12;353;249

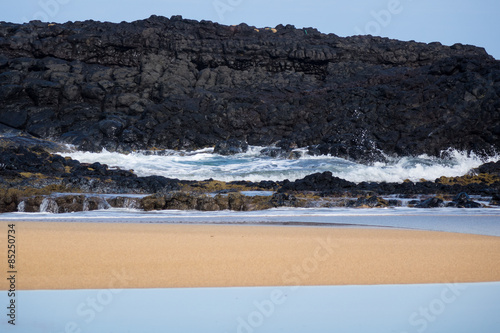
1;221;499;290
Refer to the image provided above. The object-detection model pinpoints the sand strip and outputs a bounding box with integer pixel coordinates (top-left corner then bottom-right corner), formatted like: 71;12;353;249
1;221;500;290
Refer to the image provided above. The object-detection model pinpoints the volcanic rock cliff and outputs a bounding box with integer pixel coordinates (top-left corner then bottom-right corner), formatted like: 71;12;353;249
0;15;499;161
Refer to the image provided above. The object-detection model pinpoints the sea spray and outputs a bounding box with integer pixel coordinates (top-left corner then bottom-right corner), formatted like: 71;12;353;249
60;147;499;184
40;197;58;213
16;201;25;213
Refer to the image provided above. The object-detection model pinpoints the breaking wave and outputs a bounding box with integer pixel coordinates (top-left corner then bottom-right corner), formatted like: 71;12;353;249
60;147;499;184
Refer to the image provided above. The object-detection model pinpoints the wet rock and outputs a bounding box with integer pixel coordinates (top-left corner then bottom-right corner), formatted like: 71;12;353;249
0;145;180;195
307;133;387;164
452;192;482;208
0;108;26;128
98;119;124;138
279;171;355;194
0;188;20;213
489;193;500;206
472;161;500;176
107;196;141;209
0;126;69;153
214;139;249;155
260;147;301;159
196;196;220;211
164;192;198;210
214;194;230;210
415;197;444;208
260;147;286;158
270;193;296;207
387;199;402;207
351;196;389;208
141;194;166;211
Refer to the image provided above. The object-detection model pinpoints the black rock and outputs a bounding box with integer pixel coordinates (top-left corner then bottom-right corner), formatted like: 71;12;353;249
98;119;124;139
452;192;482;208
0;17;498;161
489;193;500;206
473;161;500;176
350;196;389;208
270;193;296;207
214;139;249;155
415;197;444;208
279;171;355;193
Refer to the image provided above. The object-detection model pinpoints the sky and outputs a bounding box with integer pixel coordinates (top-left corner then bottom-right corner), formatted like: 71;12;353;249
1;0;499;59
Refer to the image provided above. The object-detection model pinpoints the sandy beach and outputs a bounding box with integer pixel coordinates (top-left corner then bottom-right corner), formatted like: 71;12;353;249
1;221;500;290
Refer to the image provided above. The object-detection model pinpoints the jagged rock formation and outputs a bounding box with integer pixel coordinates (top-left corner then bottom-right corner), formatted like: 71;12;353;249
0;15;499;162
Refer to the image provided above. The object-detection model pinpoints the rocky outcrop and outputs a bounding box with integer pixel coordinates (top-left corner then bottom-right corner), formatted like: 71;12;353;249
472;161;500;176
1;16;499;162
278;170;499;198
213;139;248;155
0;144;180;194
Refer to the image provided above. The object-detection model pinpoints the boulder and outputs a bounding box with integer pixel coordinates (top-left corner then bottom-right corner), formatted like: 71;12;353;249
415;197;444;208
214;139;249;155
451;192;482;208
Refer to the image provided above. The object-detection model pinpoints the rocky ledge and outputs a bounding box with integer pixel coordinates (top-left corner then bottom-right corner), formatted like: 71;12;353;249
0;16;499;163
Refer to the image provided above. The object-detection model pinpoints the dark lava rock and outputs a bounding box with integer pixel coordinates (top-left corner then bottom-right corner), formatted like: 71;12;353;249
0;125;69;152
17;194;144;213
0;188;20;213
214;139;249;155
270;193;297;207
472;161;500;176
98;119;124;139
415;197;444;208
0;145;180;194
279;171;355;194
490;193;500;206
307;133;387;164
0;17;498;162
350;196;389;208
451;192;482;208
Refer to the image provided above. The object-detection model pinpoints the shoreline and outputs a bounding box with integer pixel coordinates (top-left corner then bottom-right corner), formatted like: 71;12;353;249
1;221;500;290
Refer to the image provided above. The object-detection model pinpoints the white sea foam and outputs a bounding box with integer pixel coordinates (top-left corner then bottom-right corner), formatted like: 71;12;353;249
3;206;500;236
60;147;499;183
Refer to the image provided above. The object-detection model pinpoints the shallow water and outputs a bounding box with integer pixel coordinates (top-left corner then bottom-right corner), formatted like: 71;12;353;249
3;282;499;333
4;207;500;236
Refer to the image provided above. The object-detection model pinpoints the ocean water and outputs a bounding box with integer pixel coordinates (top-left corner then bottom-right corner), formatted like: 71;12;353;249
3;207;500;236
3;282;500;333
60;147;500;183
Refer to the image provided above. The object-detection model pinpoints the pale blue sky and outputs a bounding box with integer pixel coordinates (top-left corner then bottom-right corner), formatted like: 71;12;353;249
1;0;499;59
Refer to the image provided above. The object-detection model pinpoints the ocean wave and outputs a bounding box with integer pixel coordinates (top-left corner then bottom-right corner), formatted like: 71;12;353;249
59;147;499;184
